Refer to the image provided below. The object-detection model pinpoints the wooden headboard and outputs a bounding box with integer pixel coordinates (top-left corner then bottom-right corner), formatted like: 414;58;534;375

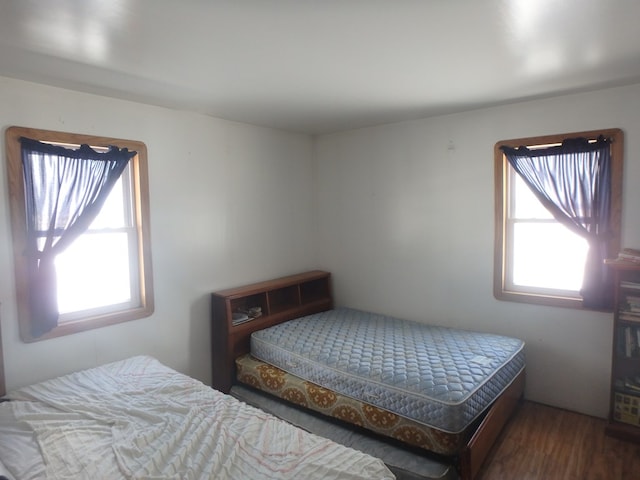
210;270;333;393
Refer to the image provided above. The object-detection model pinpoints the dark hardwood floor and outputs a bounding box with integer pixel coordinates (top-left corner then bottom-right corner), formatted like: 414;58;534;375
476;401;640;480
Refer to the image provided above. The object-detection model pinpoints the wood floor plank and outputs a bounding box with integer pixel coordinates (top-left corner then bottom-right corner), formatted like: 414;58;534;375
476;401;640;480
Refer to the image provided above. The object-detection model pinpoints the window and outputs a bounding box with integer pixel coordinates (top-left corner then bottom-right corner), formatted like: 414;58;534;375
494;129;623;309
6;126;154;342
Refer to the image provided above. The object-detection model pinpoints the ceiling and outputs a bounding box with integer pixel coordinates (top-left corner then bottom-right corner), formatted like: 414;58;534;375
1;0;640;135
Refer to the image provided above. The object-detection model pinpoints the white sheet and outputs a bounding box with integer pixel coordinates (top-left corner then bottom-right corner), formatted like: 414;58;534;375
0;458;15;480
0;356;394;480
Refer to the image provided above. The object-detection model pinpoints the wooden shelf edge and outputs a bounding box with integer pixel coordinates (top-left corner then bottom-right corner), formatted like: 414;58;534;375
605;422;640;443
213;270;330;298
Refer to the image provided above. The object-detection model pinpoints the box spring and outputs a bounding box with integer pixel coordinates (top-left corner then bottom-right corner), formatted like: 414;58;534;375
237;354;467;456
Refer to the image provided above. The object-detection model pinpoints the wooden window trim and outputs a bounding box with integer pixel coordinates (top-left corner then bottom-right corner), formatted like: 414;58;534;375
494;128;623;309
6;126;154;342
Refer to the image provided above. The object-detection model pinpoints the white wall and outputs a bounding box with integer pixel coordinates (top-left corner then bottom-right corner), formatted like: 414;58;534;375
314;82;640;418
0;76;317;390
3;75;640;420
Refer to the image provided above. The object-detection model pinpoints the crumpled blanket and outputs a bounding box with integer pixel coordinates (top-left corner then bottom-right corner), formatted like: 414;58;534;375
8;356;394;480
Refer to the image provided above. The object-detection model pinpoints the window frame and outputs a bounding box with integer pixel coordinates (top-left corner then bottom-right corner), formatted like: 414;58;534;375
6;126;154;342
493;128;623;309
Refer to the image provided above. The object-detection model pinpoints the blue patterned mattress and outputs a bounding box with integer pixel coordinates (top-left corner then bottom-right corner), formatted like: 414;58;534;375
251;307;525;433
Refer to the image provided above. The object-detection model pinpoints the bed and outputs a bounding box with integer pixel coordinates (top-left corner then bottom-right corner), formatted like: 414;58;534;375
0;352;395;480
211;271;526;480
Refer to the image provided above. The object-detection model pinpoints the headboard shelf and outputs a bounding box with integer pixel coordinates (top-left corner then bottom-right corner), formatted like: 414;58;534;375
211;270;332;393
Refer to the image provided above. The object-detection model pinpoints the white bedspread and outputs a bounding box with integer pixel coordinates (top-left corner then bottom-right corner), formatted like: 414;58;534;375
1;356;394;480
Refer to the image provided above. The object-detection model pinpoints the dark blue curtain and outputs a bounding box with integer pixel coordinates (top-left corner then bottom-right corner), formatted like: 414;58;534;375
21;137;135;337
500;136;613;310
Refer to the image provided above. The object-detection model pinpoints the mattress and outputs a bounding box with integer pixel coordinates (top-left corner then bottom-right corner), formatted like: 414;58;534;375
0;355;394;480
251;307;525;433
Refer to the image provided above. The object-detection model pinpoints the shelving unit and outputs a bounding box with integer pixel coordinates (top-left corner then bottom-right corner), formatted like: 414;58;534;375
605;260;640;443
211;270;332;393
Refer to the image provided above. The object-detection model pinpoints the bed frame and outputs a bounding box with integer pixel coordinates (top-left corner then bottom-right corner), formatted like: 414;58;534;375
211;271;525;480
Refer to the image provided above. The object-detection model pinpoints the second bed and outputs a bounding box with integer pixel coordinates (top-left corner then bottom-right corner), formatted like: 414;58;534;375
211;271;526;480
